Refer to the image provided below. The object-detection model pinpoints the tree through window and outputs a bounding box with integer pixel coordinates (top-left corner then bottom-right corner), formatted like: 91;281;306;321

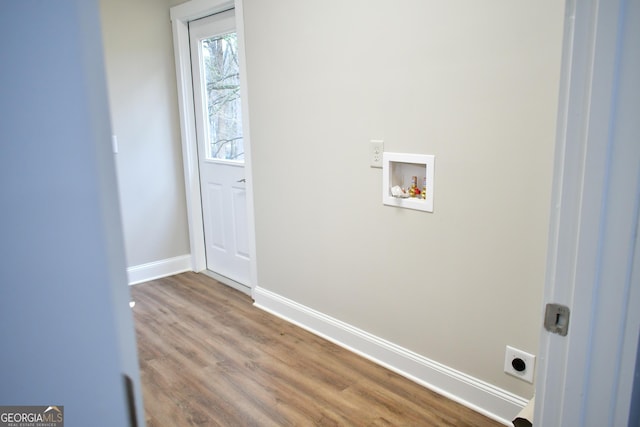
202;32;243;161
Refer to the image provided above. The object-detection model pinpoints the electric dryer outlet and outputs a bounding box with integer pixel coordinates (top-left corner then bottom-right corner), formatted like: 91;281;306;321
504;345;536;383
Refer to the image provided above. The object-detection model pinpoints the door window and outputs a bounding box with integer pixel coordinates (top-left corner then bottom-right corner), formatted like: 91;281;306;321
200;32;243;162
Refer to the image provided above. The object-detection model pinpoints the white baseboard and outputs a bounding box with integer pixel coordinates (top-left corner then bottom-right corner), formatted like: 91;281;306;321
127;255;192;285
253;286;526;426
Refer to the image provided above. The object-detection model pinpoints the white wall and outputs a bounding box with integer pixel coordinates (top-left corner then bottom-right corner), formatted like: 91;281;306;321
244;0;564;399
100;0;190;268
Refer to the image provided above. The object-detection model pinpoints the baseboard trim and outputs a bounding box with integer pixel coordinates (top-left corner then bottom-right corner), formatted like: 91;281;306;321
253;286;526;426
127;255;192;285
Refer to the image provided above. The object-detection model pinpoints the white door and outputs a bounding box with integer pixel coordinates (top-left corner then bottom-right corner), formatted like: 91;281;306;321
189;9;251;287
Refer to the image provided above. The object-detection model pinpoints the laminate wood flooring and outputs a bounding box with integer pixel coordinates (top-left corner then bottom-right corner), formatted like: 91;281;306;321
130;272;503;427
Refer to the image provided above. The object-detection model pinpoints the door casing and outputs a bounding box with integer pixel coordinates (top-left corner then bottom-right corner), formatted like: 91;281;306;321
535;0;640;425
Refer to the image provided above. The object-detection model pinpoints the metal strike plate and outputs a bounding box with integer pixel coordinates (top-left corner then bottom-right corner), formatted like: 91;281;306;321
544;303;570;336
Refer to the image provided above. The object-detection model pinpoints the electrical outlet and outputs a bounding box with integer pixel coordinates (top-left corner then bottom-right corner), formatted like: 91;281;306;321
370;140;384;168
504;345;536;383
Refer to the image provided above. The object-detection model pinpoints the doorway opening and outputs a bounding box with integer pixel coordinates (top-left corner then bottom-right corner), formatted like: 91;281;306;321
171;0;256;296
189;9;251;292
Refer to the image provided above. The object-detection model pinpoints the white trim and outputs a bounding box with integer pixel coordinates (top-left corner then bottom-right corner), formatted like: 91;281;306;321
170;0;233;21
234;0;260;295
170;7;207;273
127;255;192;285
253;286;525;426
170;0;259;290
535;0;640;424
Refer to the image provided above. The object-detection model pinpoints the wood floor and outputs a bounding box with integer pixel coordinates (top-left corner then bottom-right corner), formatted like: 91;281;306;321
131;272;503;426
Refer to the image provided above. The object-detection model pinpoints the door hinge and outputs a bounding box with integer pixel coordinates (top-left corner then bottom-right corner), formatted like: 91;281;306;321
544;303;570;336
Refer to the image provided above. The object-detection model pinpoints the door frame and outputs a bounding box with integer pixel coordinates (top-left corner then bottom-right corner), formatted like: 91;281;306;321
170;0;258;295
535;0;640;424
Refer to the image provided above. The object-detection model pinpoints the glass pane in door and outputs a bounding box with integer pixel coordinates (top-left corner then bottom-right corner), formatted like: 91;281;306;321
201;32;243;161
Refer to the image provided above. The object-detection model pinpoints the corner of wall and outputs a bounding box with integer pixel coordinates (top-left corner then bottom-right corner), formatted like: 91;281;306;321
127;255;192;285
